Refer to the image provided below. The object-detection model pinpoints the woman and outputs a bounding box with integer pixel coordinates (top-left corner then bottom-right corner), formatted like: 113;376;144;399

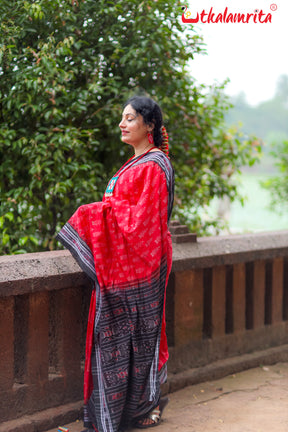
56;96;174;431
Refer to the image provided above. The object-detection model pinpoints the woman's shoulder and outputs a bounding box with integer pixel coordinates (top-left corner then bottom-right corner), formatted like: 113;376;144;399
131;151;174;189
143;150;174;175
141;149;173;168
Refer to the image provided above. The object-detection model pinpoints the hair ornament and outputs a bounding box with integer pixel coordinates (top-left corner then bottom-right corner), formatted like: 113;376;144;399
160;126;169;156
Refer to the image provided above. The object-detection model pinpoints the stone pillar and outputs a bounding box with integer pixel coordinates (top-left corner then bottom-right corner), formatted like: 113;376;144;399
272;257;284;323
0;297;14;390
26;291;49;384
233;263;246;332
53;287;82;386
253;260;266;328
211;265;226;337
174;269;203;346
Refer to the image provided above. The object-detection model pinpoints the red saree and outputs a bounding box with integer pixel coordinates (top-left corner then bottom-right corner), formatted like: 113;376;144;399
56;150;174;432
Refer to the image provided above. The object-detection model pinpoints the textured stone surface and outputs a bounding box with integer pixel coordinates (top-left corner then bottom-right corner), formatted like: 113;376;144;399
2;346;288;432
1;230;288;429
2;231;288;294
0;250;90;296
0;401;83;432
172;230;288;271
46;360;288;432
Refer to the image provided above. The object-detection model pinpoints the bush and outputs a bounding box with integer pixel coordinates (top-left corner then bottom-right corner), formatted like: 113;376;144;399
0;0;260;254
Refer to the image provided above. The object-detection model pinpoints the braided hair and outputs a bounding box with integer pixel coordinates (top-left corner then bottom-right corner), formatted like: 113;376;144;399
123;96;169;155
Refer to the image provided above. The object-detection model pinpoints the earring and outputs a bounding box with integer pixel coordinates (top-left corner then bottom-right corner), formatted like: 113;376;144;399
147;132;154;144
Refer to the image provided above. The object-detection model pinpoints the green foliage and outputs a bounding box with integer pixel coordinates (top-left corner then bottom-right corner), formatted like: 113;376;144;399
168;82;261;233
0;0;260;254
261;140;288;214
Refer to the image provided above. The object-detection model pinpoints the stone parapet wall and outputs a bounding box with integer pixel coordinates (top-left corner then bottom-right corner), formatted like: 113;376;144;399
0;230;288;426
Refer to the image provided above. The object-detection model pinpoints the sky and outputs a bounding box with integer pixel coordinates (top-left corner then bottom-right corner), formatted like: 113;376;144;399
183;0;288;105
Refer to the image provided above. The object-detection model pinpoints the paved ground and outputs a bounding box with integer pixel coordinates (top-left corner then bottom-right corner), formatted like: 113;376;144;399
47;362;288;432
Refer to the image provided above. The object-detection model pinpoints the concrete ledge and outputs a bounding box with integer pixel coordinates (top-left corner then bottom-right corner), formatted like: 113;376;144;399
0;400;83;432
170;221;197;243
0;250;90;296
172;230;288;271
1;230;288;295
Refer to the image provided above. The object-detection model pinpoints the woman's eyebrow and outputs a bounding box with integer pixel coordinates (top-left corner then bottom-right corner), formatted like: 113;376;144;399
122;112;137;117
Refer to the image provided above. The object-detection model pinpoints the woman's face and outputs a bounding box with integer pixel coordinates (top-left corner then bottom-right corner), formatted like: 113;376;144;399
119;104;151;147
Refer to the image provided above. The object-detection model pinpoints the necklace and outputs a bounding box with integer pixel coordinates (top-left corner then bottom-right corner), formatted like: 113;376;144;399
104;147;157;197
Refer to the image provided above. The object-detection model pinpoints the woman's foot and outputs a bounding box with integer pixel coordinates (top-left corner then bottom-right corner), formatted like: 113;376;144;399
134;397;169;429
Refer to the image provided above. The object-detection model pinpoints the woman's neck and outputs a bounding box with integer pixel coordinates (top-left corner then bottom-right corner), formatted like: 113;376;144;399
134;143;155;158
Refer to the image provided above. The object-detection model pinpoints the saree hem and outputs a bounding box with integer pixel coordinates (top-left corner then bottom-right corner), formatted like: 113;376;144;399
56;222;97;282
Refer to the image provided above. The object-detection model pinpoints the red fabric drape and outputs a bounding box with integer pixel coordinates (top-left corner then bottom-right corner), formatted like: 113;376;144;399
66;159;172;405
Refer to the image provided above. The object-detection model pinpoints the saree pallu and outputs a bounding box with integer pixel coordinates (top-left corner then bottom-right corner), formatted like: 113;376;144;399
56;151;174;432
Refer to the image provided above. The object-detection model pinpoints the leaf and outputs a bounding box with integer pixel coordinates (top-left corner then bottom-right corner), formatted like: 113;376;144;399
19;236;29;246
5;212;14;222
2;233;10;246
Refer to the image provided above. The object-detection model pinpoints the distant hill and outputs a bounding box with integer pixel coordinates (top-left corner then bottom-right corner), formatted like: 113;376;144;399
225;74;288;150
224;75;288;173
226;94;288;144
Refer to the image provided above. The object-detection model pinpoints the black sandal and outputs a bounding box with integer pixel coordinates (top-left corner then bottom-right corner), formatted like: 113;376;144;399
134;397;169;429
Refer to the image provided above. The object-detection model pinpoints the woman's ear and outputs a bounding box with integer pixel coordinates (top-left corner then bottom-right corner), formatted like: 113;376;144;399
147;121;155;132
